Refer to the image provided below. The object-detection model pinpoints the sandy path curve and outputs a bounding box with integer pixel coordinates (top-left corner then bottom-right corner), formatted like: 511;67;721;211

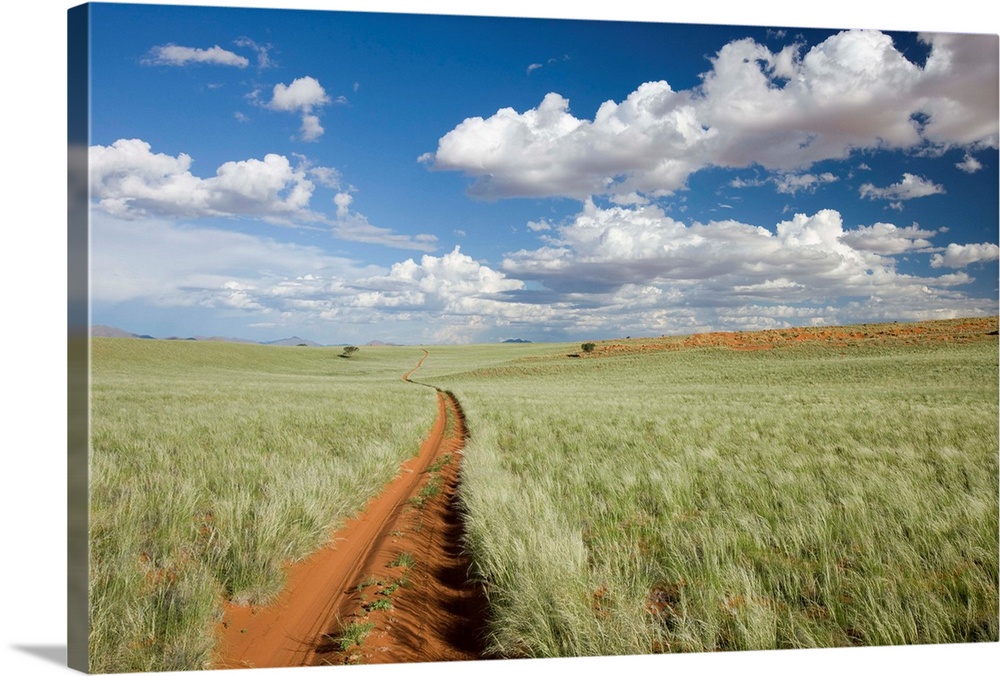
213;350;485;668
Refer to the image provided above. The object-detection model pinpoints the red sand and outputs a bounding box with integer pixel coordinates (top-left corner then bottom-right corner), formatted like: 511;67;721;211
213;352;486;668
584;317;998;358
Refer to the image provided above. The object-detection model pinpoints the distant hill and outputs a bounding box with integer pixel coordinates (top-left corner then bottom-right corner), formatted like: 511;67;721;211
264;336;324;347
91;325;149;339
89;325;413;348
193;335;259;344
502;338;533;343
90;325;325;347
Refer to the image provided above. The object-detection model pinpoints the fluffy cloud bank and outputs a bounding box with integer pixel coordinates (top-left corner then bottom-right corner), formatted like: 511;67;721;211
91;202;996;343
91;216;532;343
89;138;436;250
498;201;995;332
354;246;523;312
90;139;317;221
423;30;998;200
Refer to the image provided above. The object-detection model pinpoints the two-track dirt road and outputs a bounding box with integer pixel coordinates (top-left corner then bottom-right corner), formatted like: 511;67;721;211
214;351;486;668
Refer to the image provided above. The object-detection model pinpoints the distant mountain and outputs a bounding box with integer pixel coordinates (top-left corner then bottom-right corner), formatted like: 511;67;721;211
366;340;401;346
502;338;533;343
263;336;324;347
91;325;145;338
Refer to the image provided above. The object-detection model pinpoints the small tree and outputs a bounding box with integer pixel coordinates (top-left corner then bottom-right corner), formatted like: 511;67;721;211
342;345;359;358
581;342;596;353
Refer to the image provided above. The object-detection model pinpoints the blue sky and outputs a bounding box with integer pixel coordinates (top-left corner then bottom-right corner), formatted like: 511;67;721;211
83;1;999;344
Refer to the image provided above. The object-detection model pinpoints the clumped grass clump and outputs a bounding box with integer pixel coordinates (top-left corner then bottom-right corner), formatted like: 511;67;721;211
388;552;416;569
429;330;999;657
362;598;393;612
89;339;436;673
334;620;375;650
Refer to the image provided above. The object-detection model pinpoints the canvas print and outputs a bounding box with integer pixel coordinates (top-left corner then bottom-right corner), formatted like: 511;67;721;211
70;1;999;673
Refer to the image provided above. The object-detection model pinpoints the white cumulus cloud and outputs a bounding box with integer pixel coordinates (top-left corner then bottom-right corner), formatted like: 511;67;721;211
930;242;1000;268
89;138;316;221
89;139;438;251
360;246;523;309
268;76;331;141
423;30;998;201
145;44;250;67
269;76;330;112
343;247;543;342
334;192;353;218
859;173;946;201
838;222;936;254
956;153;983;173
497;201;995;332
300;114;324;142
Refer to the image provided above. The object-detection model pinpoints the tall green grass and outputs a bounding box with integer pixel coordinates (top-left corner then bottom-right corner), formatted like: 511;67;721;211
89;339;436;672
428;337;999;657
88;328;999;669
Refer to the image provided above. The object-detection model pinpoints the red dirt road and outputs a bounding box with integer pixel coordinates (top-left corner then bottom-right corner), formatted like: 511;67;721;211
213;353;486;668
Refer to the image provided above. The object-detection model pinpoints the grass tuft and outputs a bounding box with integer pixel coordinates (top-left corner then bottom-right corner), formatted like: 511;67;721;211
387;552;416;569
335;620;375;650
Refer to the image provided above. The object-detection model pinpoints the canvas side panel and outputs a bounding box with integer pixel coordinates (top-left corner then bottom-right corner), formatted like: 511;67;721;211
67;3;91;672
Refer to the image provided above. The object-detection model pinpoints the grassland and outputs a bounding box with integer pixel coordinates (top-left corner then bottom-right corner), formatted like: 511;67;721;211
88;339;436;673
422;319;999;657
88;319;999;670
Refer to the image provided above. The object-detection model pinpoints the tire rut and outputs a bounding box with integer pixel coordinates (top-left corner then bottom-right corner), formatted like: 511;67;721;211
214;350;486;668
